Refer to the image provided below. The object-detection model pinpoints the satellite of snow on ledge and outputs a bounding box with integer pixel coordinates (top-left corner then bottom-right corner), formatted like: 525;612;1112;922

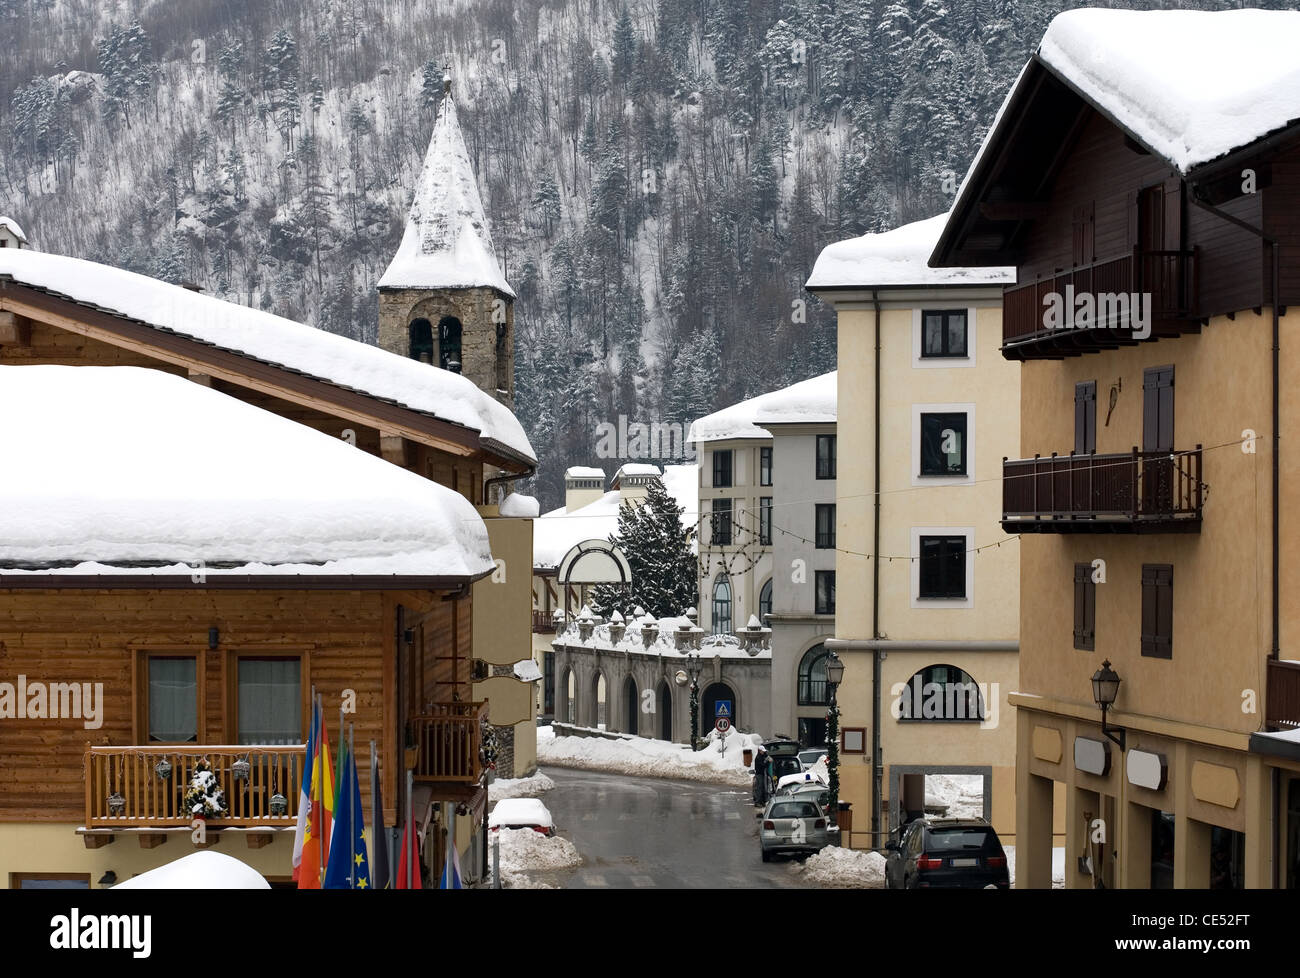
378;74;515;297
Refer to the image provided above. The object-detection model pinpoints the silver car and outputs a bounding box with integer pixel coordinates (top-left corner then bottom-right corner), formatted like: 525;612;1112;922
759;797;828;862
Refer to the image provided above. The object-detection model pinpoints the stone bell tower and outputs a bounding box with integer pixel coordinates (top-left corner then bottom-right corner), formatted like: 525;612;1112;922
377;70;515;408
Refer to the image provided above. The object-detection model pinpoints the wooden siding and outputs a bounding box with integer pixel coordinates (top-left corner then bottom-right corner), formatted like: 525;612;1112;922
1264;142;1300;308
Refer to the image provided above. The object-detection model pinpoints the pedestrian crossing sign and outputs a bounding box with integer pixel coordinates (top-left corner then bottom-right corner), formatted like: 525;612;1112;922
715;701;732;719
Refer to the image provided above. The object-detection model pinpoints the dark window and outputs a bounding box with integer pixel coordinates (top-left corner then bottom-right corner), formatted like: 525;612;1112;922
713;450;733;488
438;316;463;372
712;575;732;634
543;651;555;715
816;435;837;480
897;664;985;721
1072;201;1095;266
235;657;302;745
409;318;434;363
711;498;732;546
1141;564;1173;658
921;310;968;357
798;644;829;705
1074;563;1096;651
760;497;772;546
1075;381;1097;455
919;535;966;599
760;447;772;487
815;504;836;549
759;578;773;622
920;413;967;476
815;571;835;615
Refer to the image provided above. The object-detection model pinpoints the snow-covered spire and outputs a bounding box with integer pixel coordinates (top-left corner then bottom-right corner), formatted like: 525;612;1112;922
378;75;514;297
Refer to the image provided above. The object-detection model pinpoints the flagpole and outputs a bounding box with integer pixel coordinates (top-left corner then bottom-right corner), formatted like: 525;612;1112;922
369;738;378;887
348;722;356;889
317;692;324;886
406;767;414;889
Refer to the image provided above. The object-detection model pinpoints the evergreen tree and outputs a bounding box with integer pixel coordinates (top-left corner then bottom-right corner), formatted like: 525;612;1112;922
590;479;697;617
612;6;636;86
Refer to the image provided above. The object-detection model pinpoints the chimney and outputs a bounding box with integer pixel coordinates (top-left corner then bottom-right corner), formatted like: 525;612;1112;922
564;466;605;512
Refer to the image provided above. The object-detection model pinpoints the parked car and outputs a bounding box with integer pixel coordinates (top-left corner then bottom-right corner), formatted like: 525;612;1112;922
489;798;555;837
798;748;828;770
759;796;828;862
763;739;805;783
776;782;832;817
884;818;1009;889
776;770;827;793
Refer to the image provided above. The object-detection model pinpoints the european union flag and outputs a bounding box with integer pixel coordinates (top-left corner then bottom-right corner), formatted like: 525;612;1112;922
323;743;371;889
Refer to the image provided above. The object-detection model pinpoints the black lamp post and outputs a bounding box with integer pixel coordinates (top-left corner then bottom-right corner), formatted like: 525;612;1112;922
1090;658;1126;751
687;652;701;751
825;650;845;834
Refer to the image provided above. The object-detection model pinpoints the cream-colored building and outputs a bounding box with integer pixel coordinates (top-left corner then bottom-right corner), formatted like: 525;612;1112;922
807;214;1023;849
932;8;1300;888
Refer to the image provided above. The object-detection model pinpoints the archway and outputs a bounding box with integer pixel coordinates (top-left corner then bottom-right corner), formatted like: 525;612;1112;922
798;644;830;706
712;573;732;634
590;671;607;730
408;318;434;363
623;676;638;736
657;680;672;741
438;316;463;372
898;664;984;721
700;681;737;733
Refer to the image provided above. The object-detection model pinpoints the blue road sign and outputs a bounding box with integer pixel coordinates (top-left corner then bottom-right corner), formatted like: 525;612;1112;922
714;700;732;719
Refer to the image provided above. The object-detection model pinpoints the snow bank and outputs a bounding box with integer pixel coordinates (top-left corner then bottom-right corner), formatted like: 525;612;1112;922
488;770;556;802
537;727;754;786
499;492;540;518
795;847;887;888
807;213;1013;290
378;92;514;296
494;827;581;889
0;366;493;578
489;797;553;830
924;773;984;819
1004;845;1066;889
687;371;837;444
1038;8;1300;175
113;851;269;889
0;249;533;462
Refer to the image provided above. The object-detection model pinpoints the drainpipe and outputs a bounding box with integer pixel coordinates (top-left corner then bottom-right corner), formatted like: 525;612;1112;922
871;290;883;844
483;465;535;506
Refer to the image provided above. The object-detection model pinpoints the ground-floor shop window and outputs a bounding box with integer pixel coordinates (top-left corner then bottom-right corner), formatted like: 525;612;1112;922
1151;809;1175;889
1210;825;1245;890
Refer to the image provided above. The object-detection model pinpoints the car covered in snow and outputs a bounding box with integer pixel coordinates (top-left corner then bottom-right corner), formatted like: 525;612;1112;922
775;781;832;817
776;769;828;793
883;817;1009;889
758;796;828;862
798;748;828;770
488;798;555;837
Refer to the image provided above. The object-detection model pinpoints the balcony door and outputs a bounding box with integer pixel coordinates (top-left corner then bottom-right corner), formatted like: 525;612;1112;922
1136;178;1184;316
1143;366;1175;514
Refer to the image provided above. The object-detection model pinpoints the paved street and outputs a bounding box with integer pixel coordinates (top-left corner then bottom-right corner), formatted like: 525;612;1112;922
530;767;814;889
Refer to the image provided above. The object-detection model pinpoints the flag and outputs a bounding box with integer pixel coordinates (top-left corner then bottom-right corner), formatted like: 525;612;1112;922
396;816;421;889
370;745;389;890
439;834;463;890
324;742;370;889
297;707;334;889
290;698;318;881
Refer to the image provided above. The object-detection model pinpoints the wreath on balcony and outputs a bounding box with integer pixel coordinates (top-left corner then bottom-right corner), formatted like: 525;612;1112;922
183;758;228;819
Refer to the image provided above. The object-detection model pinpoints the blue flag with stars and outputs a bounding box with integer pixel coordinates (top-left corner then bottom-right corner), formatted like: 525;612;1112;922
323;743;370;889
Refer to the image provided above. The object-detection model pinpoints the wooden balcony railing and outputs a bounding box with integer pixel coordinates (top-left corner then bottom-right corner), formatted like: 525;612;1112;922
1002;447;1203;533
1266;659;1300;731
85;745;305;828
533;609;556;633
1003;248;1198;359
411;701;487;784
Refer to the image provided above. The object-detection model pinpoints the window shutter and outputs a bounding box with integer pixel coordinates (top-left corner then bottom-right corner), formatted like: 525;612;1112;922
1141;564;1173;658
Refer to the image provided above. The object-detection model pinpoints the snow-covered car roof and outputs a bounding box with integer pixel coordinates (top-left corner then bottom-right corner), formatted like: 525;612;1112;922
112;851;269;889
0;366;494;584
489;797;554;829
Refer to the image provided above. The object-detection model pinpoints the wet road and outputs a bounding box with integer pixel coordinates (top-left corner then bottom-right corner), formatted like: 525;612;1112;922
534;767;814;889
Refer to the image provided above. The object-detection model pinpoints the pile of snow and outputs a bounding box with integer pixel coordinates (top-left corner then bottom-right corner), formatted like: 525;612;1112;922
807;214;1013;290
488;797;554;830
378;91;514;296
1038;8;1300;175
688;371;837;445
494;827;581;889
0;249;533;461
488;770;556;802
112;851;269;889
1004;845;1066;889
795;847;887;888
0;366;493;578
924;773;984;819
537;727;756;786
499;493;540;518
513;658;543;682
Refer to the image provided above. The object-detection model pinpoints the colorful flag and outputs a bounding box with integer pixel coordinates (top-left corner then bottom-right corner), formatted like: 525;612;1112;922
370;745;389;890
395;816;421;889
439;833;463;890
297;705;334;889
324;742;370;889
290;698;318;881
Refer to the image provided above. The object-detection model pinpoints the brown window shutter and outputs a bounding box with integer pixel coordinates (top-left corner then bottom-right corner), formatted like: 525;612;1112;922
1141;564;1173;658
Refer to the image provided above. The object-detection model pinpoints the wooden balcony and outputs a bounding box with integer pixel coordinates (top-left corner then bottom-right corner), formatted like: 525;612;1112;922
1266;659;1300;731
533;609;556;633
1002;248;1199;360
85;745;305;829
411;701;487;785
1002;448;1203;533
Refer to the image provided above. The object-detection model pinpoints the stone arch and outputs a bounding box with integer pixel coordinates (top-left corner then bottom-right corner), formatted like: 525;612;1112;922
622;674;639;736
437;315;463;372
700;680;738;733
408;318;434;363
656;678;673;742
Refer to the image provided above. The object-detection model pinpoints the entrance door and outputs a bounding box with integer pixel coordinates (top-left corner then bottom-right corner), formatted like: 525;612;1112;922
624;677;638;736
658;682;672;741
1142;366;1175;513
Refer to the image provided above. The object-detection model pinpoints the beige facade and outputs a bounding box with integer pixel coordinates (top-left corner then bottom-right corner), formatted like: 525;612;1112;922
697;439;774;637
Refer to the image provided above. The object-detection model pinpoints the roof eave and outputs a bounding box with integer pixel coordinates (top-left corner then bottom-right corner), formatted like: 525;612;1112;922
0;571;493;590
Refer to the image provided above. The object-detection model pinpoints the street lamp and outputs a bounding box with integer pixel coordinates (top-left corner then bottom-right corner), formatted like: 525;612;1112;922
1090;659;1126;751
825;650;845;836
686;652;702;751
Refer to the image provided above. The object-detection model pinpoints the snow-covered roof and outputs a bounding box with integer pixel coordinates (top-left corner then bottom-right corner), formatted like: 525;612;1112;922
553;612;771;660
0;216;27;243
564;466;605;481
378;89;514;297
0;249;533;463
534;463;698;570
613;462;661;482
688;371;837;445
1036;8;1300;175
806;214;1013;289
0;366;494;581
113;851;269;889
